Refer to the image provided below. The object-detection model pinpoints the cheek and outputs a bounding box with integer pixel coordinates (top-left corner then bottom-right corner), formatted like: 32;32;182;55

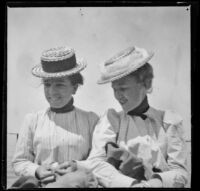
44;87;49;96
61;87;74;96
128;88;144;102
113;91;117;99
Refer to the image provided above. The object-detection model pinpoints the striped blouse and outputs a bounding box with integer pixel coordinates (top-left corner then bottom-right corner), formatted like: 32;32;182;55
11;107;99;178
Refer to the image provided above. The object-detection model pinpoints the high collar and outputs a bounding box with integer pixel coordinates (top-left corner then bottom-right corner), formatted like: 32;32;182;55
50;97;74;113
127;96;149;120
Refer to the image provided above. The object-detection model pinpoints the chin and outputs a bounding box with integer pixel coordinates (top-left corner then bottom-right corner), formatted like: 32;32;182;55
124;105;137;113
121;105;129;113
50;103;63;108
50;105;60;108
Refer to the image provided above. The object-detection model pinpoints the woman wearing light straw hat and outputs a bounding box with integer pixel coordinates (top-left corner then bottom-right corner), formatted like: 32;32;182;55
67;46;188;188
10;46;99;188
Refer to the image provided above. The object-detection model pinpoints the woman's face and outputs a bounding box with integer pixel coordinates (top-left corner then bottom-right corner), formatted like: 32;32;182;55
43;77;76;108
111;75;147;112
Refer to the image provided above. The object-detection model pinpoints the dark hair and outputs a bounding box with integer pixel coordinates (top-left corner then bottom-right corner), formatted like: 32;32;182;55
68;73;84;87
41;73;84;87
129;63;154;89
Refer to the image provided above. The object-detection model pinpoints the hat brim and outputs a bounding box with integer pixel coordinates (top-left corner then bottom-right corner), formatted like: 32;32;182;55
97;52;154;84
32;59;86;78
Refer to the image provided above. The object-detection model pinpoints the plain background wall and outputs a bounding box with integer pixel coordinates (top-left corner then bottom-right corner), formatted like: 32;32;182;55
7;7;191;140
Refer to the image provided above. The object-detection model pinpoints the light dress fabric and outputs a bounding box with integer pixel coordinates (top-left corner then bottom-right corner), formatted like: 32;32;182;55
12;107;99;178
77;107;188;188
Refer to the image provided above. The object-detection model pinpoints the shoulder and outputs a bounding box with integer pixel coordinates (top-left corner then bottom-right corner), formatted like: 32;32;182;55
146;107;164;126
101;108;122;128
147;107;183;134
162;110;183;133
147;107;182;125
24;108;49;122
106;108;121;119
92;108;121;134
19;109;47;133
160;110;186;142
75;107;99;121
163;110;183;125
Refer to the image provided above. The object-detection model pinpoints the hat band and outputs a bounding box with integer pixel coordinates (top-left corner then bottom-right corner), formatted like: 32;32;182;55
41;54;77;73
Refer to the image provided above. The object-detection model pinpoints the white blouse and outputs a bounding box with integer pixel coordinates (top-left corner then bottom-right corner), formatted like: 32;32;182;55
77;107;189;188
12;107;99;178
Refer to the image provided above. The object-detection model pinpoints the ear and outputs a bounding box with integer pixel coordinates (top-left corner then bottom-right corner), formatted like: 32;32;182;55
72;84;78;94
146;87;153;94
143;79;152;92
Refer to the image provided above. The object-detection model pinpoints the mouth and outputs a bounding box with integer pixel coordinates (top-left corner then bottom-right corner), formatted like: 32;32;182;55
48;97;61;102
119;99;127;105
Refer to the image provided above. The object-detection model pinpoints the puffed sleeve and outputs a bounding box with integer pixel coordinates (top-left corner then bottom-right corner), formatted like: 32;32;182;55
152;110;189;187
11;113;39;177
77;109;137;187
87;111;99;135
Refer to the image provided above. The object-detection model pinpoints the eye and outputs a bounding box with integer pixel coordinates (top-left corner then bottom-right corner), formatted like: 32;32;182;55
56;83;65;87
120;88;126;91
113;88;117;93
44;82;51;87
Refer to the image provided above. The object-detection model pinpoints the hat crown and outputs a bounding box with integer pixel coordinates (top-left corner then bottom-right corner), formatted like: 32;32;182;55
41;46;75;62
98;46;154;84
32;45;87;78
105;46;135;66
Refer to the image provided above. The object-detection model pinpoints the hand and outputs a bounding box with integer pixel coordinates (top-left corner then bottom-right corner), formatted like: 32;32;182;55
40;175;56;185
119;152;147;181
45;169;98;188
35;165;55;181
132;178;162;188
54;161;77;176
132;180;151;187
146;178;163;187
132;182;147;187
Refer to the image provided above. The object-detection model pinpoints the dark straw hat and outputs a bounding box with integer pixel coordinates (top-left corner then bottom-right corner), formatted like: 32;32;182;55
32;46;86;78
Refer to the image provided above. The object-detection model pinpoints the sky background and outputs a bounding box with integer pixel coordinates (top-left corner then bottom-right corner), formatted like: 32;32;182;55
7;7;191;140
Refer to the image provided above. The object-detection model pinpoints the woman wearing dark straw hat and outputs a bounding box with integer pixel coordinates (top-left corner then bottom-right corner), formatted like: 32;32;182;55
11;46;99;188
61;46;188;188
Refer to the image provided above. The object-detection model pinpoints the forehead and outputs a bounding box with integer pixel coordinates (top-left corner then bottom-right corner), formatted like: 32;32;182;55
43;77;69;83
111;75;136;88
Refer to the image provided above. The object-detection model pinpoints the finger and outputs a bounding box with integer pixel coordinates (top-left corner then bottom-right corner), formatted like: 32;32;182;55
86;172;95;180
43;164;51;170
132;164;144;171
55;169;68;176
55;167;74;175
41;170;54;179
132;183;144;187
58;162;70;169
87;174;98;187
41;175;56;184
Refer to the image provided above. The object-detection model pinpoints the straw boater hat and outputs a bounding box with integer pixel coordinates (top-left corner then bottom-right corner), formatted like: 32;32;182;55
97;46;154;84
32;46;86;78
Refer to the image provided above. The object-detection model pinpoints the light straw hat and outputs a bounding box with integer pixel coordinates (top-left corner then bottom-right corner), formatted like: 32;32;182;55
32;46;86;78
97;46;154;84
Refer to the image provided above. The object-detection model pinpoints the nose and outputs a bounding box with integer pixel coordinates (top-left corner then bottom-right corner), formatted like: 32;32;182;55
114;89;123;101
46;84;58;96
